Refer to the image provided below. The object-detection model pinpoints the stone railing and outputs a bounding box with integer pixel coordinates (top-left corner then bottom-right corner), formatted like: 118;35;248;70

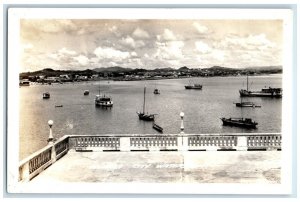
19;136;69;182
19;133;281;181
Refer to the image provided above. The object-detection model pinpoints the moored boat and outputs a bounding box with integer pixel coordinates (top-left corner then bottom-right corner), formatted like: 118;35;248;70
95;81;113;107
95;95;113;107
152;122;163;133
43;92;50;99
220;117;258;129
84;90;89;95
234;102;261;108
137;86;156;121
239;75;282;98
185;80;202;90
153;88;160;94
19;79;30;86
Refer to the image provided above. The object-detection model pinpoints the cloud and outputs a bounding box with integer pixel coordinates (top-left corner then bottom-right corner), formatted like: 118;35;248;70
152;41;185;67
94;47;131;61
132;27;150;38
193;22;209;34
195;41;211;54
218;33;276;51
58;47;77;56
121;36;146;49
73;55;90;66
157;29;177;41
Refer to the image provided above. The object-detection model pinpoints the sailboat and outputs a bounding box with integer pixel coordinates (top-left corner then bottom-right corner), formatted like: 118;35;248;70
95;81;113;107
239;75;282;98
137;86;156;121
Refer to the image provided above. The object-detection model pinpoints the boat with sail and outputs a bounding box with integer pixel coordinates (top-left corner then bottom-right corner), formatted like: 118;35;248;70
137;86;156;121
95;82;113;107
239;75;282;98
185;80;202;90
220;117;258;129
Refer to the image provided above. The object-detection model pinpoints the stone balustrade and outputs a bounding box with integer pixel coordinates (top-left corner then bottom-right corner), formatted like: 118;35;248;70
19;133;281;181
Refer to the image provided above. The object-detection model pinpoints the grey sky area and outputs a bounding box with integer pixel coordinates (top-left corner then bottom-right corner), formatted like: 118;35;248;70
20;19;282;72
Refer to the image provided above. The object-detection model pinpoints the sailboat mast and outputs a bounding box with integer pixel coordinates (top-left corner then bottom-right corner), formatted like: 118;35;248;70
143;86;146;114
247;75;248;91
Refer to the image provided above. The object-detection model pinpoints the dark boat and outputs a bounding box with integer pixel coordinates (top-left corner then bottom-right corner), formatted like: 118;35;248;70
153;122;163;133
235;102;261;108
185;80;202;90
153;88;160;94
234;97;261;108
220;117;258;129
137;86;156;121
43;92;50;99
84;90;89;95
19;79;30;86
239;75;282;98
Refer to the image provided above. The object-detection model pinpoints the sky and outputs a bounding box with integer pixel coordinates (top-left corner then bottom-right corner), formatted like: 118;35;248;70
20;19;282;72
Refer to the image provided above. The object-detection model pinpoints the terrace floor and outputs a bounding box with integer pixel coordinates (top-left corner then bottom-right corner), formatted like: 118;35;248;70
15;150;281;194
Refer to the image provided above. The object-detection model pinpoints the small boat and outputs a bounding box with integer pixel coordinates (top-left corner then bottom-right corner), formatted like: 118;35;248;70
239;75;282;98
95;95;113;107
220;117;258;129
95;82;113;107
84;90;89;95
55;105;63;108
137;86;156;121
185;80;202;90
152;122;163;133
19;79;30;86
43;92;50;99
153;88;160;94
153;83;160;94
235;102;261;108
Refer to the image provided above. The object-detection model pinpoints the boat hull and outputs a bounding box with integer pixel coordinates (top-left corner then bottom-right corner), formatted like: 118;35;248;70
185;86;202;90
239;90;282;98
221;118;257;129
153;123;163;132
95;102;113;107
137;112;155;121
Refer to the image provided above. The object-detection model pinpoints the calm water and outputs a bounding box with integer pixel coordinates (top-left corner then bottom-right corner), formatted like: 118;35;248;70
19;75;282;159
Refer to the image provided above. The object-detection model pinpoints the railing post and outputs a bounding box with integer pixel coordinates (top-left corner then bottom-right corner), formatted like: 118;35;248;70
19;162;30;182
120;137;130;151
51;145;57;163
236;136;248;151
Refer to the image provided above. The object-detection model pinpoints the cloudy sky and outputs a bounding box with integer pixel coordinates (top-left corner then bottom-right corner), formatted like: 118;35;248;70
20;19;282;72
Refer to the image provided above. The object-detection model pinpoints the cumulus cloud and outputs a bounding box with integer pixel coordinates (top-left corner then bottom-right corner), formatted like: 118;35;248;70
121;36;146;49
193;22;209;34
94;47;131;61
132;27;150;38
157;29;177;41
58;47;77;56
195;41;211;54
73;55;90;66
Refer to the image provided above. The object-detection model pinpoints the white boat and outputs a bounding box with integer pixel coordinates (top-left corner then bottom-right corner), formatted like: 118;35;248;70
95;82;113;107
